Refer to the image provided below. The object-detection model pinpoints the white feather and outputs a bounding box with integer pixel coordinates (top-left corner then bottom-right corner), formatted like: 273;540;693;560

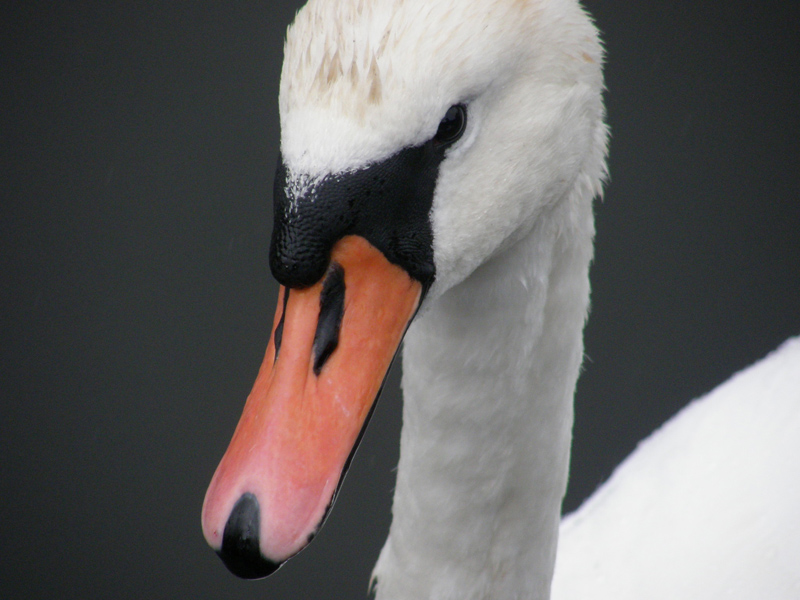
552;337;800;600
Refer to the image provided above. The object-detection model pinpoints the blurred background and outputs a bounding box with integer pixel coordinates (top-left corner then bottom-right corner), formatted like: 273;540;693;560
2;1;798;598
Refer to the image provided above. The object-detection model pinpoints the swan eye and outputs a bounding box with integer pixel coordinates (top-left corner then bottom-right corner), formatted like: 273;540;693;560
433;104;467;146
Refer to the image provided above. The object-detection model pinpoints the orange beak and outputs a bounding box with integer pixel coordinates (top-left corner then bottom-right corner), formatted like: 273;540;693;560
201;235;421;578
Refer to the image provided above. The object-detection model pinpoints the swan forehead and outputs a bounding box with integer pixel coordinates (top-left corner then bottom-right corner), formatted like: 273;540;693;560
279;0;558;175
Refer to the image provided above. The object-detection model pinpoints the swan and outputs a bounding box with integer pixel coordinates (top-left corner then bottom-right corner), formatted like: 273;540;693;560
200;0;800;598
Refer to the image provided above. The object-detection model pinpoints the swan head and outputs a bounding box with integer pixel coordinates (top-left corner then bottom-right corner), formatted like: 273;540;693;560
278;0;606;302
202;0;607;579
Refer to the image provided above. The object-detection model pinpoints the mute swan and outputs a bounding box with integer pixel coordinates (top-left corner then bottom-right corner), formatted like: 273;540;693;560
201;0;800;598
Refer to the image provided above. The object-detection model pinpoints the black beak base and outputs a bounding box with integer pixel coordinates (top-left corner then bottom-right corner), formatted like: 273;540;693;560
270;141;444;294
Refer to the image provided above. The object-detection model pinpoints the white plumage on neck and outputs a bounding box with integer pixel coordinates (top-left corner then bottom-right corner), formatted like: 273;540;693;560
373;196;595;599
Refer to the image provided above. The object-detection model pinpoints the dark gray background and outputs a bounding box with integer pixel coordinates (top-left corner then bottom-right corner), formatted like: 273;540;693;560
2;2;798;599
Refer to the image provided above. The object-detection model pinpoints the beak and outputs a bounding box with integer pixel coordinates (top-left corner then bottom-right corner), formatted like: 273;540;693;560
201;235;421;578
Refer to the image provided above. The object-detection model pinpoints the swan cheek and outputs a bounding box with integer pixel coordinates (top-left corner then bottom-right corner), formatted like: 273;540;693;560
201;236;420;579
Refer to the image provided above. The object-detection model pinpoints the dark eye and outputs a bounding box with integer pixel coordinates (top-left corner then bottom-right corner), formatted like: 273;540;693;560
433;104;467;146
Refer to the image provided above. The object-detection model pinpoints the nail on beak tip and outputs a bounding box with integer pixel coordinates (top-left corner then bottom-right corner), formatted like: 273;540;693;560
218;493;283;579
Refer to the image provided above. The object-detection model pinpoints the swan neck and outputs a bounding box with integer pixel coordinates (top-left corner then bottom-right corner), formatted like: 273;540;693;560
373;202;594;600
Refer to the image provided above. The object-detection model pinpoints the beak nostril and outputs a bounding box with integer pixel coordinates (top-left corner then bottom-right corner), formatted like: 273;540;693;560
218;493;282;579
313;263;346;375
273;288;290;364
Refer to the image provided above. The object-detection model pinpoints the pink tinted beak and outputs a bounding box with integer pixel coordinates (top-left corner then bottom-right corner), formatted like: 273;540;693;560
201;236;420;578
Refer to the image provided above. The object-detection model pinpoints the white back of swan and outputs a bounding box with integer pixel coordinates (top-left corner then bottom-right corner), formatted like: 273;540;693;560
553;337;800;600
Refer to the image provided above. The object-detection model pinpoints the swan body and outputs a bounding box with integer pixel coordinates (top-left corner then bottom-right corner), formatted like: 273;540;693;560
552;336;800;600
201;0;800;598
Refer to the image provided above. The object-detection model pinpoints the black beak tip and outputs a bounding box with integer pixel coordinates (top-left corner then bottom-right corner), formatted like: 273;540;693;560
218;493;282;579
